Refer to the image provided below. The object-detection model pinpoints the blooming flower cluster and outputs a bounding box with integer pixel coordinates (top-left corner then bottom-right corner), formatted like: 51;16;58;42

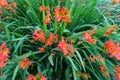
26;74;36;80
54;6;71;23
57;38;75;56
39;6;51;25
1;0;120;80
32;30;46;42
105;24;116;37
0;0;8;8
32;30;58;52
19;58;32;69
112;0;120;4
45;32;58;47
0;0;16;14
0;42;9;68
114;65;120;80
32;29;75;56
32;30;57;44
38;47;45;53
39;6;71;25
26;72;46;80
39;6;49;12
83;30;96;44
104;39;120;60
89;54;105;63
100;64;109;77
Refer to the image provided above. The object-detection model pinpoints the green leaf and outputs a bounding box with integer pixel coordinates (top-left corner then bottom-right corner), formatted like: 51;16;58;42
65;67;71;80
13;39;24;54
11;51;40;62
48;55;54;66
68;56;78;71
81;50;95;72
12;65;19;80
72;66;77;80
76;50;86;72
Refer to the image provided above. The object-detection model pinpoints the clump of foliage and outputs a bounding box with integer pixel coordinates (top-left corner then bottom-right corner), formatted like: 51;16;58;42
0;0;120;80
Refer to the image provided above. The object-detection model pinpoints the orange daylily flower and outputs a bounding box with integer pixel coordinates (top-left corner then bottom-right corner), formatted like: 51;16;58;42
112;0;120;4
38;47;45;53
105;24;116;37
83;30;96;44
50;33;58;42
19;58;32;69
100;64;110;77
26;74;36;80
57;38;75;56
0;42;10;55
4;4;11;9
114;65;120;72
114;65;120;80
39;6;49;12
110;24;116;30
0;58;7;68
26;73;46;80
45;32;58;46
0;42;9;68
0;61;5;68
54;6;60;17
104;39;114;53
38;72;46;80
115;72;120;80
0;42;6;49
104;39;120;60
49;33;55;40
57;38;70;56
39;6;51;25
39;6;46;12
0;10;2;14
11;2;16;8
0;0;8;8
105;29;111;37
2;47;9;55
0;0;16;11
32;30;46;42
100;64;106;73
44;13;51;25
54;6;71;23
45;38;53;46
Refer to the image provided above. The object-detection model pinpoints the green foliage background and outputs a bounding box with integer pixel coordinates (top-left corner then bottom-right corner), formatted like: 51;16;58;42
0;0;120;80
